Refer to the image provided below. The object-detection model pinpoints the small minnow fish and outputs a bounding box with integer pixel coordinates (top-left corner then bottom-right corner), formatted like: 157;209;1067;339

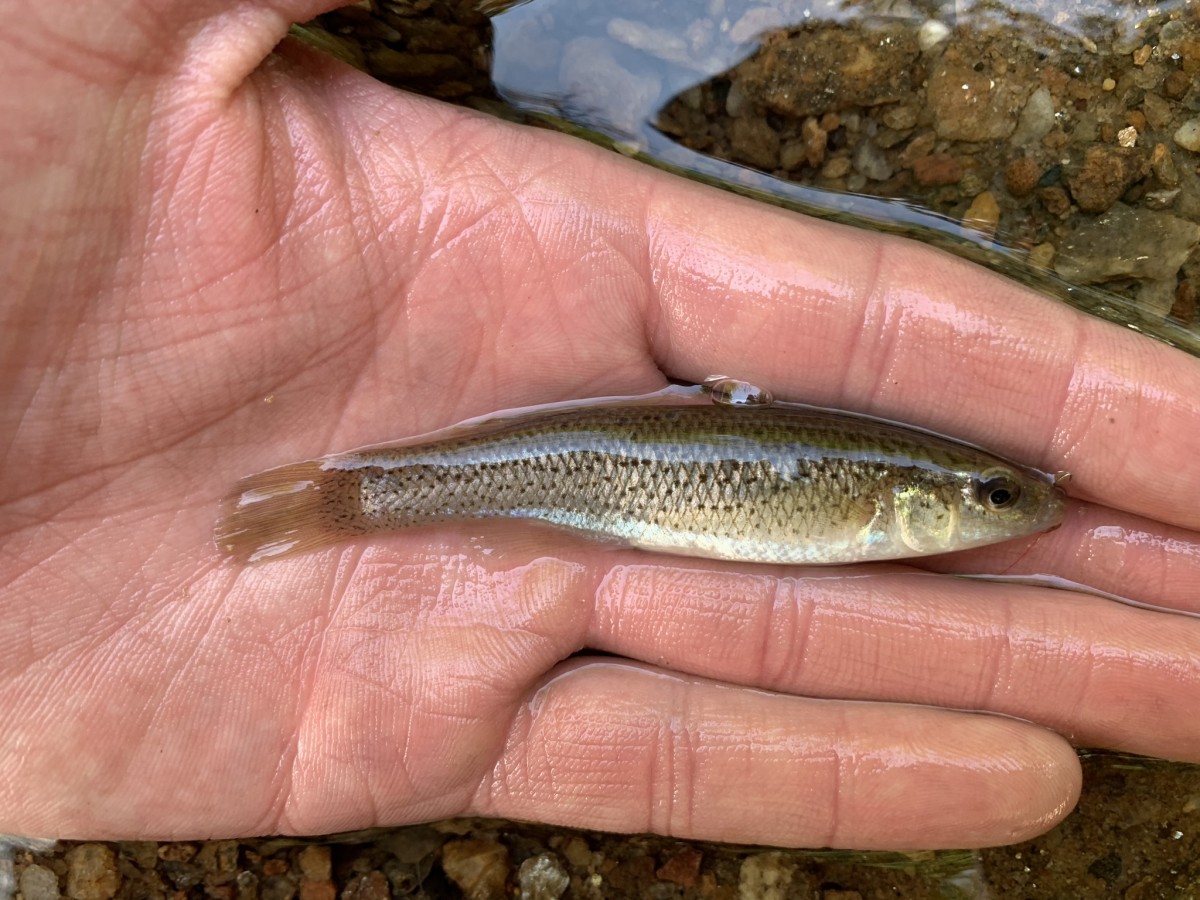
216;380;1067;565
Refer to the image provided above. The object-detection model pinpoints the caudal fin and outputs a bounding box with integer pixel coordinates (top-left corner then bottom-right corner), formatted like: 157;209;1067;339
215;461;357;563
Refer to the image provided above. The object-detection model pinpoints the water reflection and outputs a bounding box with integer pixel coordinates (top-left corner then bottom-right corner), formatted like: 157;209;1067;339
487;0;1200;355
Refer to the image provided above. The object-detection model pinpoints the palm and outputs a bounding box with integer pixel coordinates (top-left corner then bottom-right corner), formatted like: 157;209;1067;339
3;1;1200;848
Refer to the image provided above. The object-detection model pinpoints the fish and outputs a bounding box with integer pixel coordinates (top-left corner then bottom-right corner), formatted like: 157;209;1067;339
216;383;1067;565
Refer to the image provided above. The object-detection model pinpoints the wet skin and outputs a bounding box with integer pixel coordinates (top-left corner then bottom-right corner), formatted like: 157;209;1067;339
2;0;1200;849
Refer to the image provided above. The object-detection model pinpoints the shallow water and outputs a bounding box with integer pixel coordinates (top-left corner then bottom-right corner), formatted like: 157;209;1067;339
481;0;1200;354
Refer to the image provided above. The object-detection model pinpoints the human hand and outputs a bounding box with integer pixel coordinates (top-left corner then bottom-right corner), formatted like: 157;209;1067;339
2;0;1198;850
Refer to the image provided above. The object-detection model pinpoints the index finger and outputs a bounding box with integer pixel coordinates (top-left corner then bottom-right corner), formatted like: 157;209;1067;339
641;185;1200;529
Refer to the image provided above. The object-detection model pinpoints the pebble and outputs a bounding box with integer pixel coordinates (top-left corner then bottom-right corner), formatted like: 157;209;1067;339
20;864;61;900
853;140;894;181
962;191;1001;239
297;847;331;883
440;840;509;900
738;852;794;900
1173;117;1200;152
1010;86;1056;145
516;853;570;900
927;58;1022;140
65;845;119;900
911;153;963;186
1004;156;1041;196
1055;203;1200;290
656;847;703;887
728;116;780;170
1066;144;1147;213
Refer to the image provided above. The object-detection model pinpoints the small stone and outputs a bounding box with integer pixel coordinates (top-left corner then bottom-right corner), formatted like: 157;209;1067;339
261;861;289;878
261;876;296;900
1152;142;1180;186
297;848;331;883
1164;69;1191;100
236;870;259;900
898;130;937;167
729;116;780;170
917;19;950;52
1118;126;1138;148
1133;44;1153;66
1143;92;1173;129
1102;77;1116;91
962;191;1001;239
779;138;807;171
1038;185;1072;217
198;842;240;885
911;153;963;186
1173;117;1200;152
65;846;119;900
853;140;894;181
927;59;1023;140
1004;156;1041;196
1065;144;1147;213
821;156;853;179
882;105;918;130
802;117;828;167
516;853;569;900
1145;188;1181;209
656;848;703;887
1028;242;1056;269
441;840;509;900
339;872;386;900
1011;86;1056;145
159;845;199;864
738;852;794;900
20;865;61;900
298;882;336;900
558;837;592;871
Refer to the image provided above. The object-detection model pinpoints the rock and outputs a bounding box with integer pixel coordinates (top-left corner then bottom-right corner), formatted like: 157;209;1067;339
927;57;1025;140
516;853;569;900
917;19;950;52
338;871;386;900
557;837;592;870
911;152;962;186
1005;156;1041;196
440;840;509;900
738;852;794;900
1010;86;1056;145
963;191;1001;239
197;842;240;886
1028;242;1056;270
656;847;703;887
1038;185;1072;217
1152;142;1180;186
1173;117;1200;152
729;116;780;170
1143;93;1173;129
297;847;331;883
65;845;120;900
1164;69;1191;100
1065;144;1147;213
20;865;61;900
1055;204;1200;295
853;140;893;181
261;875;296;900
734;24;919;117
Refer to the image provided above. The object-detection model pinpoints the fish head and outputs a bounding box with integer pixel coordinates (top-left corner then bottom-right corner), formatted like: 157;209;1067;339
890;462;1066;555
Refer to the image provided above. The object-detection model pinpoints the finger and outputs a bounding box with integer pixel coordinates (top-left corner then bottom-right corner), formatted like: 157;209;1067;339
640;177;1200;531
922;500;1200;614
588;561;1200;762
474;660;1080;850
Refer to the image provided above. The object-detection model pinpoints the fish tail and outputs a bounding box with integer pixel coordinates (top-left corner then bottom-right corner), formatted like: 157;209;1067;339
215;461;360;563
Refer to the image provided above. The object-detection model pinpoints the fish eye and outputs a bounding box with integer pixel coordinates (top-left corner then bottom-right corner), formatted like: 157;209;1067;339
975;471;1021;510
